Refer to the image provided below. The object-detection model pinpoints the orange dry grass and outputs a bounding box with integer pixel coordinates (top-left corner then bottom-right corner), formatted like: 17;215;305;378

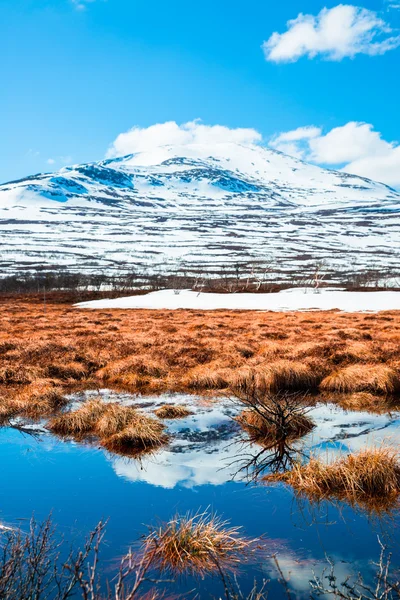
48;399;107;436
266;448;400;511
320;364;400;395
101;413;167;456
0;299;399;403
337;392;397;413
142;512;251;576
95;402;138;436
154;405;193;419
237;409;314;443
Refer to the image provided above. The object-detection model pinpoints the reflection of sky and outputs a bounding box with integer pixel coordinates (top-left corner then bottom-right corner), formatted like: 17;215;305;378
49;390;400;489
304;404;400;459
2;391;400;598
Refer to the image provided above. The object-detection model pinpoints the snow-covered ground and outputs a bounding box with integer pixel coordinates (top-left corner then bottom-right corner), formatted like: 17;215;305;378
77;287;400;312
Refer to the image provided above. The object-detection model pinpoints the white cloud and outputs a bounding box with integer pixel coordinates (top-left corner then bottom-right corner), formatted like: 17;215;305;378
263;4;400;62
269;122;400;187
47;158;55;165
270;126;322;158
106;120;263;158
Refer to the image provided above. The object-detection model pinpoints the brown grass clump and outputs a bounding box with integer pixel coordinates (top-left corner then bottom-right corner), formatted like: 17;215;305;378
142;512;251;576
1;299;399;400
230;361;322;395
13;381;67;419
337;392;392;413
266;447;400;511
230;369;315;444
48;399;107;436
237;408;314;444
101;413;167;456
0;366;43;385
320;364;400;395
184;367;230;390
154;405;193;419
95;403;138;436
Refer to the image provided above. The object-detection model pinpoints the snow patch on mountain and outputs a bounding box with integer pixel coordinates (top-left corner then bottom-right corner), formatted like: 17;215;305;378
0;142;399;278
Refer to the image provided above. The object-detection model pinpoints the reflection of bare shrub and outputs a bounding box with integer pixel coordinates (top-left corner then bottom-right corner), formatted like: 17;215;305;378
266;448;400;512
231;371;314;445
237;409;314;444
142;512;251;576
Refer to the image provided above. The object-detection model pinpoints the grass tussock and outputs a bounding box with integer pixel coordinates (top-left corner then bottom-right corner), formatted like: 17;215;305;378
230;361;322;395
1;301;400;400
337;392;394;413
154;405;193;419
266;447;400;510
95;403;138;436
320;364;400;395
13;381;67;418
142;512;251;576
237;408;314;443
48;399;107;436
101;413;167;456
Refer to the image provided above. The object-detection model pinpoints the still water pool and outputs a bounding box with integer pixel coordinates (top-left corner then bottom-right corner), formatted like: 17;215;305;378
1;391;400;598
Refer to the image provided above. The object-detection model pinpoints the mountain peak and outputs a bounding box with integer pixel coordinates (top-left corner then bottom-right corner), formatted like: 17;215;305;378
0;144;399;279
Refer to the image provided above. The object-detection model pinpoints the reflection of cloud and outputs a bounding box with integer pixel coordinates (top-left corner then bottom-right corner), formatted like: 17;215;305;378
263;552;363;597
304;404;400;460
112;439;245;489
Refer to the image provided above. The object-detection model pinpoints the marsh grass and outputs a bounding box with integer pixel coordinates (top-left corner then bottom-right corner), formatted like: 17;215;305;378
266;448;400;511
336;392;400;414
320;364;400;395
236;408;314;444
14;382;67;419
48;399;107;436
154;405;193;419
95;402;138;436
142;512;252;576
101;413;167;456
230;370;315;444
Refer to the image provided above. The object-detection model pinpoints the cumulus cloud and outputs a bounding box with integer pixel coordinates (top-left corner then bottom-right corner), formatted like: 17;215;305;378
270;126;322;158
270;121;400;187
106;120;263;158
263;4;400;62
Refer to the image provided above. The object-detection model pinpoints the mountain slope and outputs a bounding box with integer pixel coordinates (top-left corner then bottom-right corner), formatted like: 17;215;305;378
0;142;399;279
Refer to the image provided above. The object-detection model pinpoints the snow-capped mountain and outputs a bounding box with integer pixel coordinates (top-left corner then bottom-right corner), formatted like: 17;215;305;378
0;142;399;278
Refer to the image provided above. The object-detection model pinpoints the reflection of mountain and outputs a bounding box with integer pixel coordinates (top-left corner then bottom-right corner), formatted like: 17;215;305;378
110;397;245;489
110;400;400;489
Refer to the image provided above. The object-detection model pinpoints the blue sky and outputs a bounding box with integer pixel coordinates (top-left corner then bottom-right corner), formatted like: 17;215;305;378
1;0;400;185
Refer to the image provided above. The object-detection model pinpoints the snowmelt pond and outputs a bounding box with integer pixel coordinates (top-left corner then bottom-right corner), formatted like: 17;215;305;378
1;391;400;598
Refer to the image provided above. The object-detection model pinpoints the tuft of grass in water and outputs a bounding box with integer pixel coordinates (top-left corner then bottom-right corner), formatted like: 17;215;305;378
320;364;400;395
154;405;193;419
265;447;400;511
101;412;167;456
336;391;399;414
95;402;138;436
230;370;315;444
48;399;107;436
236;408;314;444
141;511;251;576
